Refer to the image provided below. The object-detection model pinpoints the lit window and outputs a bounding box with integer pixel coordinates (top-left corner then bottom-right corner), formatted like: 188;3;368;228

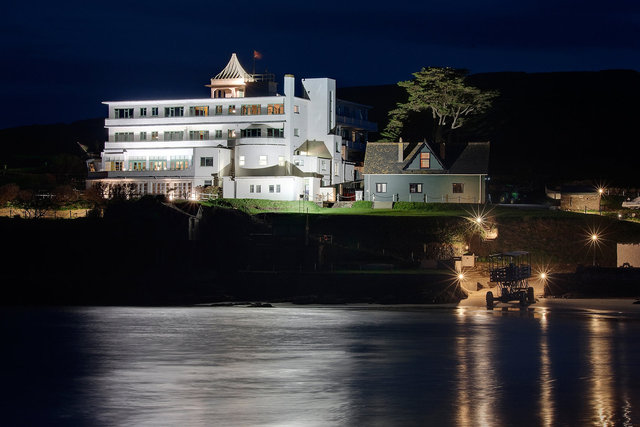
409;183;422;193
228;105;236;114
239;156;245;166
129;159;146;171
294;105;300;113
453;183;464;193
151;131;159;141
228;129;237;138
241;104;261;115
267;104;284;114
420;152;430;169
376;183;387;193
190;106;208;116
149;158;166;170
259;155;267;166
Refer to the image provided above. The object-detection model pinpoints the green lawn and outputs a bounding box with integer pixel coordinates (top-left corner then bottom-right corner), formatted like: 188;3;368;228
200;198;587;219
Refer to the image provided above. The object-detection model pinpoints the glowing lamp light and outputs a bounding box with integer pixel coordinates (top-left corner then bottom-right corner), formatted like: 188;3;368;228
540;272;547;280
475;216;483;224
598;188;604;195
458;273;464;280
591;234;598;242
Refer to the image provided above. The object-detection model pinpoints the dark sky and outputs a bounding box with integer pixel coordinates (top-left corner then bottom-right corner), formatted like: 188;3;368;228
2;0;638;129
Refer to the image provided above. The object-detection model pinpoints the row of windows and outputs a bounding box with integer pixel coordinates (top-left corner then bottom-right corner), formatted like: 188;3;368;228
375;183;464;193
249;184;281;194
104;156;192;172
113;104;285;119
113;128;285;142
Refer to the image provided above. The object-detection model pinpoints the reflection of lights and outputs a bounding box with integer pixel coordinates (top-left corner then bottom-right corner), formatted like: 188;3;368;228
618;214;622;219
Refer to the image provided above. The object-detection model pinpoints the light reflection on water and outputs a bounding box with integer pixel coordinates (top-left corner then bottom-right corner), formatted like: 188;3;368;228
1;304;640;426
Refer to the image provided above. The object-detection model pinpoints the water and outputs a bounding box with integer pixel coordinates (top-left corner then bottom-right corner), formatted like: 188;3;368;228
1;302;639;426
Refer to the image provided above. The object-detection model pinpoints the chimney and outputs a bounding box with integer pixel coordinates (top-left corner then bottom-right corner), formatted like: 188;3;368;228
284;74;295;97
397;142;404;162
440;142;446;160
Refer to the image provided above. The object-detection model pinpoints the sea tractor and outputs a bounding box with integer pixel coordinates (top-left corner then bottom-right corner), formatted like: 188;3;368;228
486;251;535;308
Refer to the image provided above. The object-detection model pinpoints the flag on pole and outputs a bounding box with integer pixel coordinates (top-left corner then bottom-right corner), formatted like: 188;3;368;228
253;50;262;60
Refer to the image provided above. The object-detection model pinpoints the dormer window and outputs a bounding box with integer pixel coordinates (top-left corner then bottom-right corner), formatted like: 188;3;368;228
420;152;430;169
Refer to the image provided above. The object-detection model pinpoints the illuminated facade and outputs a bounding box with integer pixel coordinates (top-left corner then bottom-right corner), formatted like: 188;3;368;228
363;141;490;203
88;54;376;201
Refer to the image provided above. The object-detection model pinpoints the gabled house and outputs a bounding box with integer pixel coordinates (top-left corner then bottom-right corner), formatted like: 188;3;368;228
363;141;490;203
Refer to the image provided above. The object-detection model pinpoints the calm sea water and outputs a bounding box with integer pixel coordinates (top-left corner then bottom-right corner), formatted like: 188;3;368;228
1;302;639;426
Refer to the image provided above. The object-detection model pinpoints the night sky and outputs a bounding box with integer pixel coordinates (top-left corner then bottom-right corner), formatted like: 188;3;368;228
2;0;638;129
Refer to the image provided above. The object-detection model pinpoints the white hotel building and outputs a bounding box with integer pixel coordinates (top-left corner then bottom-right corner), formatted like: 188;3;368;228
88;54;376;201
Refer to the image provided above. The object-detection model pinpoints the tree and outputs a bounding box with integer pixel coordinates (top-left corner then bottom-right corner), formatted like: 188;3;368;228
381;67;498;144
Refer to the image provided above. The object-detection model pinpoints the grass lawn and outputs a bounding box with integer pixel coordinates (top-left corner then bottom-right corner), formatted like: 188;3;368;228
200;198;587;219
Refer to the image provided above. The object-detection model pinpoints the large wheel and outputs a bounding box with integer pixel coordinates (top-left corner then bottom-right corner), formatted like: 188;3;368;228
486;291;494;308
519;292;527;306
527;287;535;304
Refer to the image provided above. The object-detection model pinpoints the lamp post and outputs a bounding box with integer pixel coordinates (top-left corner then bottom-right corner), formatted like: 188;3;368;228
598;188;604;215
591;234;598;266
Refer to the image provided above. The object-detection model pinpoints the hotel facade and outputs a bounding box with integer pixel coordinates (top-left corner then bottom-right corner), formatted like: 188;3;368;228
87;54;376;201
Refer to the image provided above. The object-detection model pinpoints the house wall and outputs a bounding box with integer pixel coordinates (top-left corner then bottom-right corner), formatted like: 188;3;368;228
560;193;601;211
364;174;487;203
617;243;640;267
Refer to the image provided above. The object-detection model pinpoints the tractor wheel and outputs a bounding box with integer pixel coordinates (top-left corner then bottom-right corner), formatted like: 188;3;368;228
527;287;535;304
519;293;527;306
486;291;494;308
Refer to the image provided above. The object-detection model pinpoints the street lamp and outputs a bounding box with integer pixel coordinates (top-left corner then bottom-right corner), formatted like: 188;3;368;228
591;233;598;266
598;188;604;214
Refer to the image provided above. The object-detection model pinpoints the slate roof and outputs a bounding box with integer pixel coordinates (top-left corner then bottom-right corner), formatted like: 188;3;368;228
364;141;490;175
449;142;490;174
235;161;322;178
